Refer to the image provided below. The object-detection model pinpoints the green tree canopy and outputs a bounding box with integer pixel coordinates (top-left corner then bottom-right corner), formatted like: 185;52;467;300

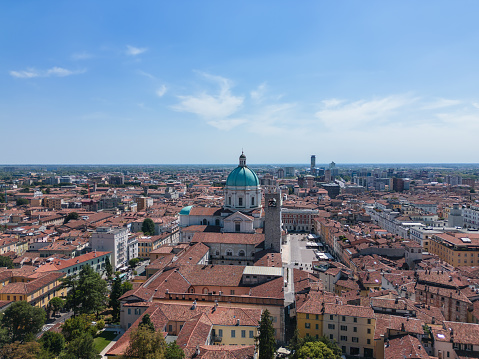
61;314;99;342
0;341;44;359
48;297;65;317
129;258;140;268
62;333;99;359
63;264;108;316
64;212;79;224
105;256;113;278
141;218;155;236
15;198;29;206
296;341;336;359
1;301;46;342
40;331;65;356
0;255;14;269
257;309;276;359
166;341;184;359
122;324;166;359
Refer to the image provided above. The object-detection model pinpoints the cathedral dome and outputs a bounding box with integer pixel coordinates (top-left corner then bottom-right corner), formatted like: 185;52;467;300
226;153;259;187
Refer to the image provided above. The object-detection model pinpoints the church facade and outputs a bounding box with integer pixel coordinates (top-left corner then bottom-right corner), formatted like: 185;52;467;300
179;153;283;265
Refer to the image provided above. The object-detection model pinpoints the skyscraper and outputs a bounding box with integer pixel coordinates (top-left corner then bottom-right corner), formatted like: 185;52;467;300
310;155;316;175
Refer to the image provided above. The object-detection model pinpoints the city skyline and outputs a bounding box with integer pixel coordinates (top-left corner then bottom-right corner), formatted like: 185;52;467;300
2;1;479;164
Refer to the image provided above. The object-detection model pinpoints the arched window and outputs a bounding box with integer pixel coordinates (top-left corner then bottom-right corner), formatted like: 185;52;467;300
238;250;245;257
215;250;220;256
202;219;208;225
202;287;209;294
226;249;233;256
215;219;220;226
189;287;195;293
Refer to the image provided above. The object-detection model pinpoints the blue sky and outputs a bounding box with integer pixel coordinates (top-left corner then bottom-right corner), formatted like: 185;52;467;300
2;1;479;164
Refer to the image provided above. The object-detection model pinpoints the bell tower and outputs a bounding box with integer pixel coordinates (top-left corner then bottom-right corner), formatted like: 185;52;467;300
264;187;282;253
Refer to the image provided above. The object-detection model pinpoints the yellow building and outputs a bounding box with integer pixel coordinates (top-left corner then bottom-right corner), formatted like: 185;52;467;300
0;269;66;308
429;232;479;267
297;294;376;357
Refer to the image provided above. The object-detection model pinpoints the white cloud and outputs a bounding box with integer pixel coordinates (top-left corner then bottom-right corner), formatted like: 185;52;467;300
321;98;344;108
156;85;167;97
9;67;85;78
126;45;147;56
421;98;461;110
71;52;93;60
316;95;417;130
207;118;247;130
250;83;267;103
472;102;479;109
173;72;244;119
137;70;156;80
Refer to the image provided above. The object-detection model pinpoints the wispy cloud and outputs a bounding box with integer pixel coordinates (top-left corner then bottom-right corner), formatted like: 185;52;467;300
137;70;156;80
421;98;461;110
71;52;93;60
156;85;167;97
316;95;417;130
126;45;147;56
250;83;267;103
321;98;344;108
9;67;85;79
173;72;244;119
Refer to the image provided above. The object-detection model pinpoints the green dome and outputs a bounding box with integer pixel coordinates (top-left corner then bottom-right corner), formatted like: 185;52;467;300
226;166;259;187
179;205;193;215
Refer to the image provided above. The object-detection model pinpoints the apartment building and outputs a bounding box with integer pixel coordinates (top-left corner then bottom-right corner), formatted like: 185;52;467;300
90;227;129;269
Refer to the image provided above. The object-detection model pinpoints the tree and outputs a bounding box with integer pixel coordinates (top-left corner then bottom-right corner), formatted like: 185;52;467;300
110;276;133;322
257;309;276;359
296;341;336;359
15;198;29;206
62;333;99;359
141;218;155;236
40;331;65;356
166;341;184;359
317;336;341;358
48;297;65;318
61;314;99;342
122;325;166;359
64;212;79;224
288;328;302;359
1;301;46;342
63;264;108;317
129;258;140;268
140;314;155;332
0;255;14;269
105;256;113;278
0;341;44;359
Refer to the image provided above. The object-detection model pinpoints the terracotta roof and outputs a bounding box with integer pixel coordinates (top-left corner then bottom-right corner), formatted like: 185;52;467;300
192;232;264;246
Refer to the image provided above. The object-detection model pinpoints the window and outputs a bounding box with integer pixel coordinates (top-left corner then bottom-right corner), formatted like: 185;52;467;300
169;325;173;332
315;324;319;330
238;250;245;257
251;197;255;206
215;219;220;226
305;323;310;329
230;290;235;295
328;324;335;329
367;328;371;334
231;330;236;338
341;325;347;331
249;331;254;338
306;314;309;319
229;197;231;205
353;317;357;323
353;327;357;332
235;223;241;232
330;334;334;340
352;337;359;343
241;330;246;338
340;336;348;341
238;197;243;206
128;308;131;314
342;316;346;322
315;314;319;320
367;319;371;324
367;339;371;344
226;250;233;256
330;315;334;320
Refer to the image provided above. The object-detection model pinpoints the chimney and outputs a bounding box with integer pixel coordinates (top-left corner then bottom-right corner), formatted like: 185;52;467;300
236;318;240;326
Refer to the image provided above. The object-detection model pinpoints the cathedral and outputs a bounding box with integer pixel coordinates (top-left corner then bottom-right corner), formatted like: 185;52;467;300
179;153;282;265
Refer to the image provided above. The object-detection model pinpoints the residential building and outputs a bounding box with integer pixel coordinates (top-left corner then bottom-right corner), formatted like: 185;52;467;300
90;227;129;269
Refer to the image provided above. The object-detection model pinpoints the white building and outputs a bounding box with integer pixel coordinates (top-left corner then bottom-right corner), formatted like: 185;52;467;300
90;227;130;269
